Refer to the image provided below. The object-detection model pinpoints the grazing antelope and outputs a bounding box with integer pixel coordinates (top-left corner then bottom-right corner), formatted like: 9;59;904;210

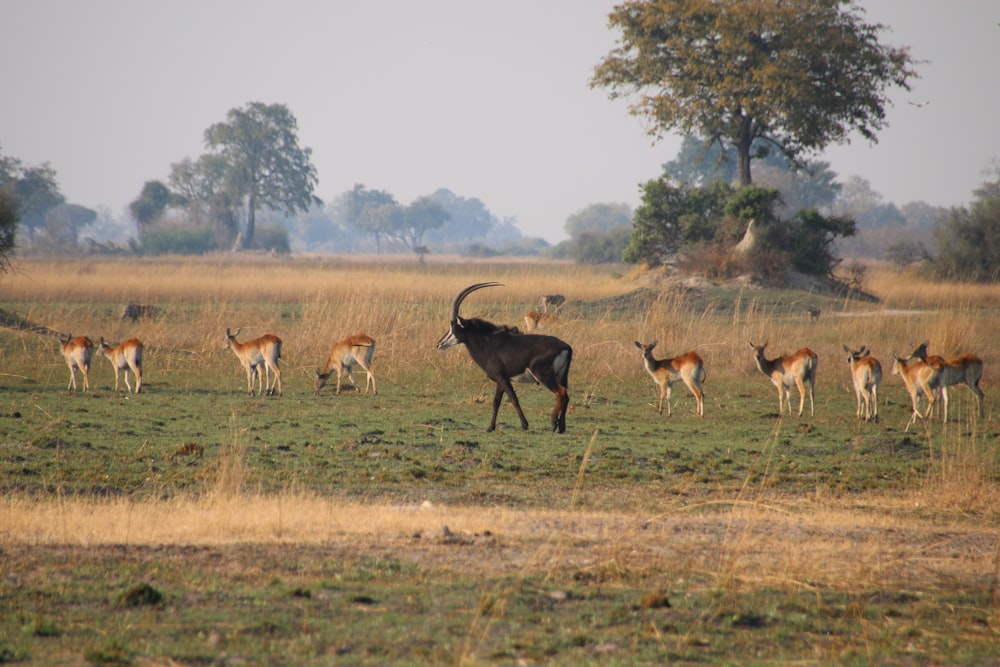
121;303;158;323
224;328;282;396
807;307;821;321
314;334;377;395
635;341;705;417
523;310;558;333
908;341;984;421
748;341;818;417
96;337;144;393
437;282;573;433
843;345;882;422
541;294;565;313
891;351;940;431
59;334;94;391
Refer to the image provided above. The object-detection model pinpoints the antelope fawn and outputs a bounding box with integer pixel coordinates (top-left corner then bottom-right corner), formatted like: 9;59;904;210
59;334;94;391
523;310;558;332
634;341;705;416
891;351;940;431
908;341;984;422
748;341;818;417
224;328;283;396
843;345;881;422
97;337;144;393
314;334;377;395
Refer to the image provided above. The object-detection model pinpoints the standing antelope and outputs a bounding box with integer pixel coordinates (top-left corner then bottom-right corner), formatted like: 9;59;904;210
748;341;818;417
635;341;706;417
314;334;377;395
59;334;94;391
891;351;940;431
437;282;573;433
843;345;881;422
224;328;282;396
908;341;984;421
97;337;144;393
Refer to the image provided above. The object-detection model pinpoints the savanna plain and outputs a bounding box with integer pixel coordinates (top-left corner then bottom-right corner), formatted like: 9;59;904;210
0;255;998;666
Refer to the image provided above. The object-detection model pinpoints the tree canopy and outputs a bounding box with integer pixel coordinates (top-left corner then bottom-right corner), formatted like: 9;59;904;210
931;174;1000;282
591;0;917;186
0;149;63;246
202;102;319;249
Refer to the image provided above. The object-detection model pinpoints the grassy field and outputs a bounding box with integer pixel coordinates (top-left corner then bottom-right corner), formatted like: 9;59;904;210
0;255;998;665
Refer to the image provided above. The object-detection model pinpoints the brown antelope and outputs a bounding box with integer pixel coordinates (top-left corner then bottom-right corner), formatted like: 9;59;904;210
59;334;94;391
314;334;377;395
891;351;940;431
843;345;882;422
635;341;705;417
908;341;984;422
806;307;821;321
523;310;558;332
437;283;572;433
96;337;144;393
224;328;282;396
541;294;565;313
748;341;818;417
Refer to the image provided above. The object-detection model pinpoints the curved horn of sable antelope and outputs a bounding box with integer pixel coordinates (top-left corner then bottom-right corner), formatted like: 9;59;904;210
451;281;504;324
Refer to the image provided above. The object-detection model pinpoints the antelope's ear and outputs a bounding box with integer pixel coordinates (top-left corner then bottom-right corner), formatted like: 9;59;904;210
842;344;850;353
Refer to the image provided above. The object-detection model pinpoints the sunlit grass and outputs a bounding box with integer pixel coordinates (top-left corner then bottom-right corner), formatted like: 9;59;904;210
1;255;998;665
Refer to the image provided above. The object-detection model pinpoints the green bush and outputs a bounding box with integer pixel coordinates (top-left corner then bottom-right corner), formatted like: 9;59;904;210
140;226;216;255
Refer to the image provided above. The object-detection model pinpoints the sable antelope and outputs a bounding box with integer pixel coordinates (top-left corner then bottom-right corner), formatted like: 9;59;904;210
635;341;705;416
314;334;377;395
437;282;572;433
891;352;939;431
807;307;821;321
97;337;144;393
541;294;565;313
224;328;282;396
523;310;558;332
908;341;984;421
59;334;94;391
748;341;818;417
843;345;882;422
121;303;158;323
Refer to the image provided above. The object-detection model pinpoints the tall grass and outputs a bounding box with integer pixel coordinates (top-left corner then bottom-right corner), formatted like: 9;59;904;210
1;256;997;523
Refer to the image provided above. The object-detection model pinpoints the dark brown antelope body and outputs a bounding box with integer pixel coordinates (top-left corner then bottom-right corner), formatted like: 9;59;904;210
437;283;572;433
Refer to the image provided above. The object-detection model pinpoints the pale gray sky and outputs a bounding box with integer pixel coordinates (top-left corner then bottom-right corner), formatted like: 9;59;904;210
2;1;998;243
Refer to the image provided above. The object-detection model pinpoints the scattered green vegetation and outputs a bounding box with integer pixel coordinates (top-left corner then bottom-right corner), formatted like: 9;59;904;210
0;257;997;665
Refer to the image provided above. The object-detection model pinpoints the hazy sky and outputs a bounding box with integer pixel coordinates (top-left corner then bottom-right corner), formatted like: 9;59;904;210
2;1;998;243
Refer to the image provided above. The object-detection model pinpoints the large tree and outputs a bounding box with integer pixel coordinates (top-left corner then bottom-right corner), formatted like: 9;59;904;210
393;197;450;251
932;175;1000;282
202;102;319;249
0;150;63;245
341;184;400;253
591;0;917;186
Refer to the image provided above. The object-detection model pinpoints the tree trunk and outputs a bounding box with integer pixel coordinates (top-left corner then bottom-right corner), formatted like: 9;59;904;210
736;114;753;187
242;192;256;250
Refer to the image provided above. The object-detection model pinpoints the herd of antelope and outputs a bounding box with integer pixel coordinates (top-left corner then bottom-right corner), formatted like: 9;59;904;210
56;287;986;435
